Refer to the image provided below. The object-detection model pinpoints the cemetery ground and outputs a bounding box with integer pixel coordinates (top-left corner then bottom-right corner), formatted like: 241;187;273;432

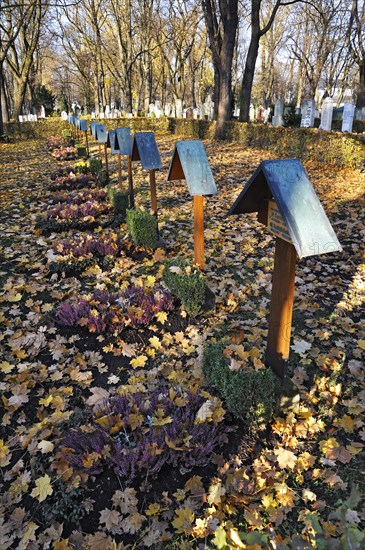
0;131;364;550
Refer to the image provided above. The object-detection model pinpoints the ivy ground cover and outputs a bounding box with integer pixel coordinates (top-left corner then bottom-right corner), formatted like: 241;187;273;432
0;135;364;549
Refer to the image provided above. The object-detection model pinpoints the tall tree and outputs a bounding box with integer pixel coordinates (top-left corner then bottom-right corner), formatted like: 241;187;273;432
347;0;365;108
202;0;238;138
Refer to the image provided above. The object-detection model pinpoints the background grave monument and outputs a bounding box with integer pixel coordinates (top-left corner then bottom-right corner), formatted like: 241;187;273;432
272;100;284;126
167;140;217;270
320;98;334;131
228;158;342;378
342;103;355;132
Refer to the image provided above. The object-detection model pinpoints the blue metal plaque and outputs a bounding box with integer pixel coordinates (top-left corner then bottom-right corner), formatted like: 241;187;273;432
96;124;107;143
115;127;133;156
131;132;162;170
67;115;72;124
167;140;217;196
74;117;80;128
90;121;98;138
79;119;88;132
228;158;342;259
107;129;119;154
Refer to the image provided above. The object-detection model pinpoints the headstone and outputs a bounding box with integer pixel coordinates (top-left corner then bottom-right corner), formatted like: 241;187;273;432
193;108;198;120
319;98;334;131
272;100;284;126
165;103;171;117
300;100;315;128
40;105;46;118
342;103;355;132
256;106;263;122
19;115;23;122
249;104;255;122
149;103;155;117
61;111;67;120
91;111;96;118
105;105;110;116
187;107;193;119
233;107;240;118
99;112;105;119
263;108;270;124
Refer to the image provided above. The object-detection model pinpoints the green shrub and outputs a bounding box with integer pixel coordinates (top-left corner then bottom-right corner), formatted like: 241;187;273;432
126;208;158;248
89;158;102;174
76;146;87;158
202;341;276;426
62;129;72;138
97;169;108;186
108;185;129;215
163;257;205;317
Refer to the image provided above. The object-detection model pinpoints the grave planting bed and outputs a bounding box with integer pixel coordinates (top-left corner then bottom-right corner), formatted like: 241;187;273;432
0;134;364;549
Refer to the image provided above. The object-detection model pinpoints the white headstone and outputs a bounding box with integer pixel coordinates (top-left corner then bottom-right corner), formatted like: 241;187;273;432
105;105;110;116
61;111;67;120
175;99;183;118
193;108;198;119
164;104;171;117
272;100;284;126
19;115;23;122
40;105;46;118
319;98;333;131
342;103;355;132
249;104;255;122
149;103;155;116
300;100;316;128
99;112;105;119
91;111;96;118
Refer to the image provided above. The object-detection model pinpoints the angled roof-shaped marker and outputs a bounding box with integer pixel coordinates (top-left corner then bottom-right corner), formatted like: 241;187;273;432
79;119;88;132
90;121;98;138
131;132;162;170
115;127;133;156
228;158;342;259
107;129;119;154
67;115;72;124
96;124;107;143
167;140;217;196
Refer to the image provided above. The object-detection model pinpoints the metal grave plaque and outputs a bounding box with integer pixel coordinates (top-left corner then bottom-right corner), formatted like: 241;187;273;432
96;124;107;143
90;121;98;138
228;158;342;259
115;127;133;156
267;200;292;243
131;132;162;170
107;129;119;154
79;119;88;132
167;140;217;196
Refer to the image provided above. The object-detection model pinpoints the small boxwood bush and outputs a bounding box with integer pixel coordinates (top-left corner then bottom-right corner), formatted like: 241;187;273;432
202;341;276;427
76;146;87;158
163;257;205;317
89;158;102;174
126;208;158;249
108;185;129;215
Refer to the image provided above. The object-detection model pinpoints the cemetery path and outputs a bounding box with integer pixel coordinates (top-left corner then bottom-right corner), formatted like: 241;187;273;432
0;135;364;549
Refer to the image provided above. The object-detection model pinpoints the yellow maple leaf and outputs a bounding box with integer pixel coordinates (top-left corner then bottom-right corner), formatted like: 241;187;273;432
274;447;297;470
145;503;160;516
7;292;22;302
358;339;365;350
149;336;161;350
156;311;168;324
130;355;147;368
151;408;173;426
37;440;54;454
172;508;194;534
31;474;53;502
0;439;11;467
319;437;340;455
145;275;156;288
207;480;226;505
0;361;14;373
335;414;354;433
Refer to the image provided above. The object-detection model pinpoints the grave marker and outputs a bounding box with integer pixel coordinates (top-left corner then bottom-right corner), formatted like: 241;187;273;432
79;120;89;155
320;98;334;131
228;158;342;378
342;103;355;132
300;100;315;128
115;128;134;206
272;100;284;126
167;140;217;269
131;132;162;218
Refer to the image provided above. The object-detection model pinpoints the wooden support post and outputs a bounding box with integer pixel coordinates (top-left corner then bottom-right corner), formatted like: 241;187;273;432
98;144;103;165
149;169;157;216
127;156;134;208
104;143;109;174
118;154;122;189
266;237;297;378
193;195;205;270
85;132;89;157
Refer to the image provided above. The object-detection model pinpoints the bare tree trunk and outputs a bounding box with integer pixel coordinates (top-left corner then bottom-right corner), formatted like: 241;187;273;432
357;61;365;108
239;33;260;122
13;76;28;119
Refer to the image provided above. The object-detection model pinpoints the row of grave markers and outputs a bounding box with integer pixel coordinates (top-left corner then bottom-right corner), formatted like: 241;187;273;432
66;115;342;380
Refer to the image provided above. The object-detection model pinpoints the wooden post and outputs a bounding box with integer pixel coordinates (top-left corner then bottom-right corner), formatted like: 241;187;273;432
104;143;109;174
98;144;103;165
127;156;134;208
149;169;157;216
193;195;205;270
266;237;297;378
85;132;89;157
118;154;122;189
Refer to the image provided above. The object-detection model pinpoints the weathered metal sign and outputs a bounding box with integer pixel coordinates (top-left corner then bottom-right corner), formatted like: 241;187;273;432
90;121;98;138
228;158;342;258
79;119;88;132
167;140;217;196
267;200;292;243
115;127;133;156
107;129;119;154
131;132;162;170
96;124;107;143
